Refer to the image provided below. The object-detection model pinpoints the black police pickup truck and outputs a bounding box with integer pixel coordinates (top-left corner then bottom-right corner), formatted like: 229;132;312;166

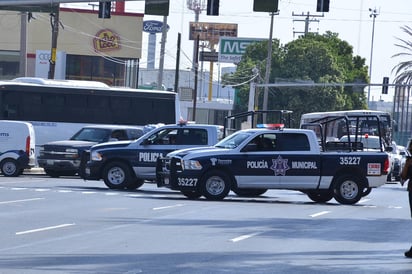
84;123;222;190
156;127;390;205
38;125;143;177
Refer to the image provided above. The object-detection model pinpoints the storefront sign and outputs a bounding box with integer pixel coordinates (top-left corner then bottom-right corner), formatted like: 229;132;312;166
93;29;121;52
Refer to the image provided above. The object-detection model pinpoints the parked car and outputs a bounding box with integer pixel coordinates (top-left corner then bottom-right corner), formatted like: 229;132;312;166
38;125;144;177
391;145;410;181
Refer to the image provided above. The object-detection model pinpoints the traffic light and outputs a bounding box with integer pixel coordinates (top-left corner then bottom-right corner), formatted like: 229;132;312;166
145;0;170;16
382;77;389;94
98;1;111;19
207;0;219;16
316;0;330;12
253;0;279;12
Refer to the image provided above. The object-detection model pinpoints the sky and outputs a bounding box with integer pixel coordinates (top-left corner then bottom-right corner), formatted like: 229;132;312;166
63;0;412;102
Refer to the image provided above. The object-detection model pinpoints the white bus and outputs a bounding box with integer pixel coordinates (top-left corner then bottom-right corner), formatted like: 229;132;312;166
0;77;180;147
300;110;393;146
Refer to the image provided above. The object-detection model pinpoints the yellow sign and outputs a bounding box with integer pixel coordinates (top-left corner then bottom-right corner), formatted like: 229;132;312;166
93;29;121;52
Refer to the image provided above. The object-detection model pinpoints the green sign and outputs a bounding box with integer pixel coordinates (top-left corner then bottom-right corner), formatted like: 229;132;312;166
218;37;263;63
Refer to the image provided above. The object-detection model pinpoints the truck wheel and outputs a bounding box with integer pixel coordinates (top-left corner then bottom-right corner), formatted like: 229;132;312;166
362;187;372;197
1;159;20;177
306;190;334;203
181;190;202;200
44;169;61;178
232;188;268;197
126;179;144;190
103;162;133;189
333;175;363;205
200;170;231;200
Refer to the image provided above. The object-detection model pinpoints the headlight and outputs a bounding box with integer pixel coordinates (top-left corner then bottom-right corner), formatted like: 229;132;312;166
182;159;202;170
64;148;79;158
91;151;103;161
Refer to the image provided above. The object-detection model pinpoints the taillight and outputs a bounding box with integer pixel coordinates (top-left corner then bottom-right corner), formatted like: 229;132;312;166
26;136;30;156
383;157;390;173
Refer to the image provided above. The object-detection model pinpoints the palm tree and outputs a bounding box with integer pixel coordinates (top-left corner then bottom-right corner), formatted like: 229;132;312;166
392;26;412;84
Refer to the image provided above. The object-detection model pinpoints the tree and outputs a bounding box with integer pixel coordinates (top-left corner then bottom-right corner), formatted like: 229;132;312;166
392;25;412;84
223;32;369;127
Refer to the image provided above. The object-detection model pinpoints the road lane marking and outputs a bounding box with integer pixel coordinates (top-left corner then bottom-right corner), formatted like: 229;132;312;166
153;204;185;210
16;223;75;235
34;188;50;192
230;232;262;242
0;197;44;205
310;211;331;217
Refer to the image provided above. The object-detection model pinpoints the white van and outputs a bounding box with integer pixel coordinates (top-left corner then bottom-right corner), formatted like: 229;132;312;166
0;120;36;176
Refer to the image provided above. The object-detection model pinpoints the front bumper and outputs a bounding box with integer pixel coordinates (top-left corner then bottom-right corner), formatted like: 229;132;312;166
37;158;80;171
84;161;104;180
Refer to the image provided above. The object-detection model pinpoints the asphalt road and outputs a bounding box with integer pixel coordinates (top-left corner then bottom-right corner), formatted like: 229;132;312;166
0;173;411;274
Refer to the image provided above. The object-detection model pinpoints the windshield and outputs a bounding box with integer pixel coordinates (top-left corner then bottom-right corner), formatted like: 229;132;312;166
339;135;382;150
70;128;111;142
215;131;253;149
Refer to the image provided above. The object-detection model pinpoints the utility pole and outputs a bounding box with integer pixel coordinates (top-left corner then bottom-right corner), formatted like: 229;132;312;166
292;12;322;37
187;0;206;70
48;6;59;79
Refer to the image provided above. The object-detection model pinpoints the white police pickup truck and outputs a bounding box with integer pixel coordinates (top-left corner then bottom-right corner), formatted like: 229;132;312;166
156;127;390;205
84;123;222;190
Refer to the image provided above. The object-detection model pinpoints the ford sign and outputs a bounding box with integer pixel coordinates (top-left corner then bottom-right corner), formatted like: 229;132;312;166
143;20;170;34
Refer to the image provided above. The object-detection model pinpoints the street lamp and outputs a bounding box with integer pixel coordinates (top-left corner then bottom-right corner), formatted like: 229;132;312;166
367;7;379;106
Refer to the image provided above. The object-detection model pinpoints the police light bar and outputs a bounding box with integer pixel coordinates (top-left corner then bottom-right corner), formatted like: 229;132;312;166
256;123;284;129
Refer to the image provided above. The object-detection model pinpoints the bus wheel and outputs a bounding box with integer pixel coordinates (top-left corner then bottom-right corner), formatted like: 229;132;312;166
1;159;20;177
103;161;132;189
200;170;231;201
333;175;363;205
126;179;144;190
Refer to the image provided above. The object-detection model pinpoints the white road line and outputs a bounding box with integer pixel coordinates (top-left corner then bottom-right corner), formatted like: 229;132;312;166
81;191;96;194
11;187;28;190
105;192;120;196
0;197;45;205
34;188;50;192
16;223;75;235
230;232;262;242
310;211;331;218
57;190;73;193
153;204;185;210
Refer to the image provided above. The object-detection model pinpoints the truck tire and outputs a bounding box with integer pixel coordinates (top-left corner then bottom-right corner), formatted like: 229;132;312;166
362;187;372;197
44;169;60;178
200;170;231;200
181;190;202;199
306;190;334;203
333;175;363;205
1;159;20;177
103;161;133;189
126;179;144;190
232;188;268;197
